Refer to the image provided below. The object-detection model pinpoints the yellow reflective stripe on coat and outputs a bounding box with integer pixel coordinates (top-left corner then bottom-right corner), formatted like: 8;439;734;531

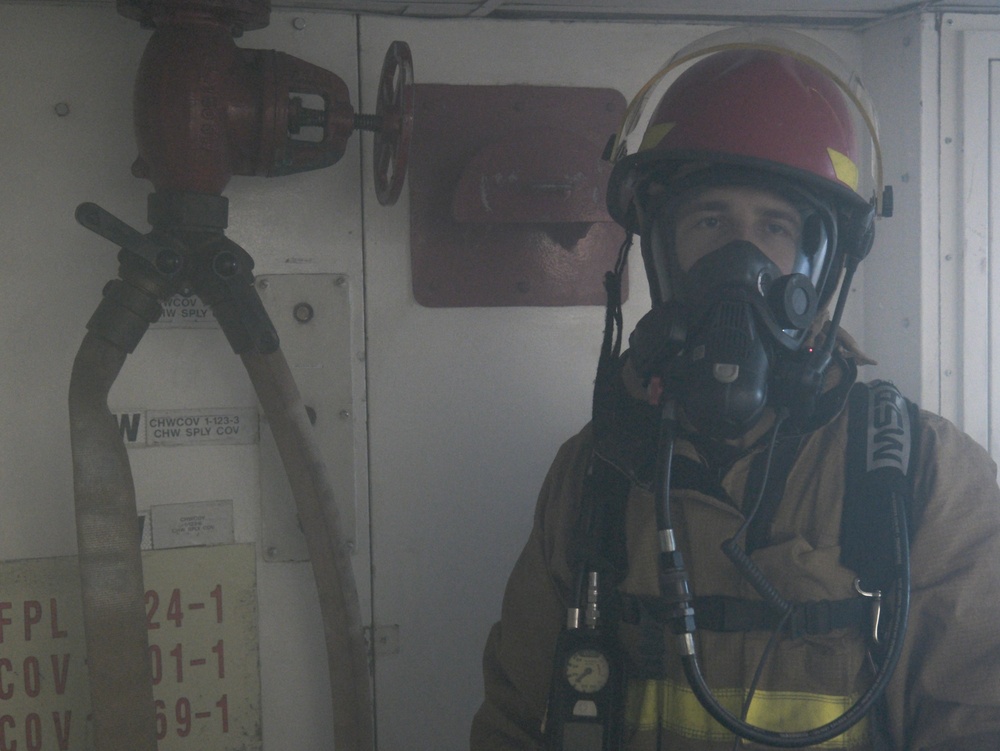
626;679;869;748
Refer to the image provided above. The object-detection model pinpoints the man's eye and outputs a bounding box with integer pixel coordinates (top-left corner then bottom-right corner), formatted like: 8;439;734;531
695;216;721;229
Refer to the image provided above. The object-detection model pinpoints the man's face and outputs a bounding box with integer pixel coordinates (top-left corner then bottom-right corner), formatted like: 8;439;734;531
671;184;803;275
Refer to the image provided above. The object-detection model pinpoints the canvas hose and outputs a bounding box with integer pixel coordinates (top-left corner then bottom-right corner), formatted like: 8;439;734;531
70;330;159;751
71;271;373;749
242;348;374;750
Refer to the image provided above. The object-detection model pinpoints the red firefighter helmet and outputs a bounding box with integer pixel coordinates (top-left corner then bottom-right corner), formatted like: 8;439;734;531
607;28;887;312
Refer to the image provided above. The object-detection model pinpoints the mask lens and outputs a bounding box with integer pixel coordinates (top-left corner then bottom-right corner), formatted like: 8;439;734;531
647;205;676;303
798;212;831;292
642;173;836;321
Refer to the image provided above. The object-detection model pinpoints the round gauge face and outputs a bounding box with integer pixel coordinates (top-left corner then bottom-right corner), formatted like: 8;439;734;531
565;648;610;694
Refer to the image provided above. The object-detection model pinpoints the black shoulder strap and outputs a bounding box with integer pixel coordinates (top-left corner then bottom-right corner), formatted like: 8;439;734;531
569;454;632;588
842;380;922;592
691;380;924;640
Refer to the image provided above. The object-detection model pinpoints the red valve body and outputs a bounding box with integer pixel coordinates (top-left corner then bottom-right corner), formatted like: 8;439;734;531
128;2;355;194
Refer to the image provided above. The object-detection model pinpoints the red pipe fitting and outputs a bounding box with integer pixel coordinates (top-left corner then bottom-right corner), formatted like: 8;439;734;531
122;0;356;194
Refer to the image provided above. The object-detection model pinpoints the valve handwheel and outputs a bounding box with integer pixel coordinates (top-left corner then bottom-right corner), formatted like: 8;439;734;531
372;41;414;206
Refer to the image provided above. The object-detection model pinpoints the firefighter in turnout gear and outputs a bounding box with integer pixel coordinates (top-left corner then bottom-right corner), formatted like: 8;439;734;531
471;28;1000;751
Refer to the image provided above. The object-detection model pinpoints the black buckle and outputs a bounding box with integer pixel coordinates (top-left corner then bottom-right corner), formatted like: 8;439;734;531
789;600;834;639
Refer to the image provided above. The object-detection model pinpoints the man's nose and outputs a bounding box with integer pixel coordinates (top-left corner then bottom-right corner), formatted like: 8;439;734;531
731;218;755;243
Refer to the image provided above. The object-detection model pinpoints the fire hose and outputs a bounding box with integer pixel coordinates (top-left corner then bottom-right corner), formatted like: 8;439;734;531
69;2;413;748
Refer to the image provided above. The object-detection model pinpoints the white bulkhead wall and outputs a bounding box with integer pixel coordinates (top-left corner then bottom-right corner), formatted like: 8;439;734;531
860;13;936;409
0;3;930;750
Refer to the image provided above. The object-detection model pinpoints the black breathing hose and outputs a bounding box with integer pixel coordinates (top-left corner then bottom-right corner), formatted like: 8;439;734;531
681;489;909;747
656;411;912;747
721;414;792;616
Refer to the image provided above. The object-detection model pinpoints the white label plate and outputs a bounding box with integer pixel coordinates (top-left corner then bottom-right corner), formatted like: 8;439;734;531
151;500;235;550
113;408;259;448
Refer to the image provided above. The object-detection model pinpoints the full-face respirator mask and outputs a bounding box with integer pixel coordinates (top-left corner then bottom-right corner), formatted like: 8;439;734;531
629;175;838;437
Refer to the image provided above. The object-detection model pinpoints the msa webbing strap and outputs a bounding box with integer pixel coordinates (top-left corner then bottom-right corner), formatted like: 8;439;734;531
863;380;913;472
842;380;918;594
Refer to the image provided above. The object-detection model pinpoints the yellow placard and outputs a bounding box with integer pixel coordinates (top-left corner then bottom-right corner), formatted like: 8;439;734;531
0;544;260;751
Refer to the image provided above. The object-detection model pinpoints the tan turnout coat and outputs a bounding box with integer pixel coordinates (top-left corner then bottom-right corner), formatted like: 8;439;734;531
471;354;1000;750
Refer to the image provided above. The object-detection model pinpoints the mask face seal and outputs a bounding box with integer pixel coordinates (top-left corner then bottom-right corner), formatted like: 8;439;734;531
629;172;846;437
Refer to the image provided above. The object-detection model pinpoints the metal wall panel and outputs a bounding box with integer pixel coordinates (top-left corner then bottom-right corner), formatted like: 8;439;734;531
859;15;932;407
938;15;1000;457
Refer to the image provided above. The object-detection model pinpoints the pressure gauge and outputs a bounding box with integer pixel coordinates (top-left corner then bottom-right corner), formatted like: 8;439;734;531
565;649;610;693
544;629;625;751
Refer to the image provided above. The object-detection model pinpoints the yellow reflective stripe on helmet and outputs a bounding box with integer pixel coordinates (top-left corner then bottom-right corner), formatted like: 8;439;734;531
828;147;860;192
638;122;675;154
626;678;868;748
